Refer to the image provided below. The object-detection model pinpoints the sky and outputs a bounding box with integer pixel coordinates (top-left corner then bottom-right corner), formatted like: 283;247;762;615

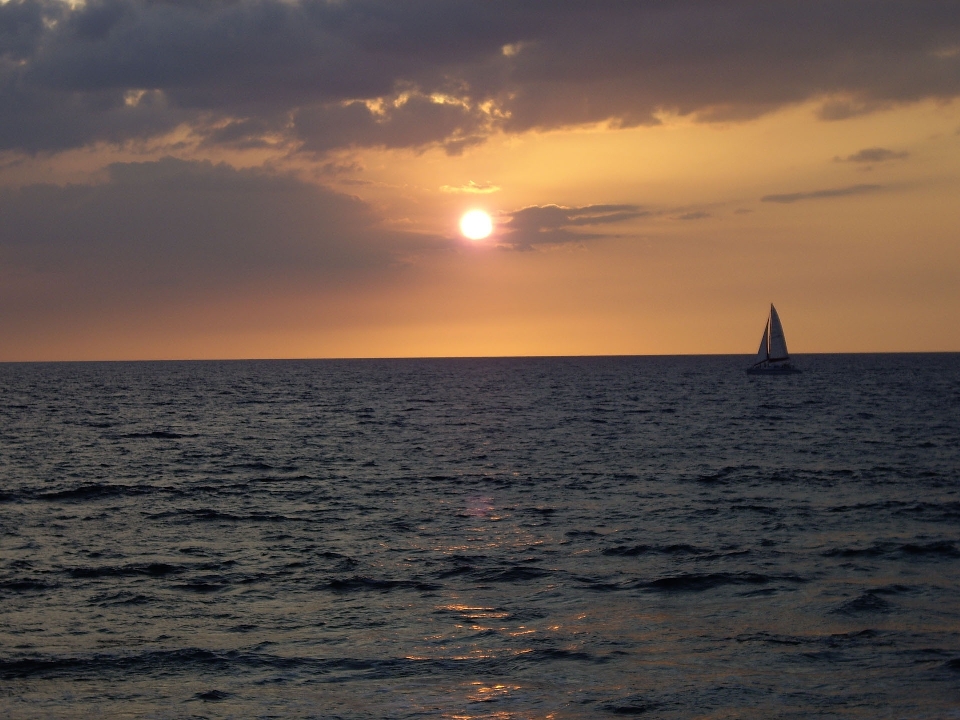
1;0;959;360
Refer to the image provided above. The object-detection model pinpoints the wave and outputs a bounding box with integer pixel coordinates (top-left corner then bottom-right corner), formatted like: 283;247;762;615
37;483;156;501
0;648;309;680
67;563;183;579
573;577;628;592
642;572;805;592
823;541;960;559
729;503;780;515
173;581;229;593
602;543;713;557
472;566;553;583
822;544;889;558
230;461;280;471
900;541;960;557
241;474;316;484
0;578;59;593
121;431;193;440
89;591;154;606
826;501;884;514
193;689;232;702
529;648;595;662
565;529;602;537
695;464;761;484
605;697;661;715
601;544;651;556
832;591;893;615
736;629;881;647
144;508;296;523
433;557;553;584
319;576;441;592
896;501;960;521
436;563;476;579
2;646;603;681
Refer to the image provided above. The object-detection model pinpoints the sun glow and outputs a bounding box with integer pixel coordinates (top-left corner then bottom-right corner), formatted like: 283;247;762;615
459;209;493;240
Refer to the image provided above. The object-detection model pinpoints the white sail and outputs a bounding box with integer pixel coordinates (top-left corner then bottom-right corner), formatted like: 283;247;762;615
768;304;789;360
756;322;770;361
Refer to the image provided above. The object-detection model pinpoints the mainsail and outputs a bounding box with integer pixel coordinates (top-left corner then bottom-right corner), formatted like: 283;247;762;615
768;305;789;360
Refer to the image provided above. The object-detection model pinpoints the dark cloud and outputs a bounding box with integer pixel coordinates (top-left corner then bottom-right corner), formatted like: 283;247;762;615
0;157;436;309
836;147;910;163
292;96;489;156
200;118;277;149
0;1;958;154
815;97;894;121
499;203;647;249
676;211;711;220
761;183;883;203
319;160;364;176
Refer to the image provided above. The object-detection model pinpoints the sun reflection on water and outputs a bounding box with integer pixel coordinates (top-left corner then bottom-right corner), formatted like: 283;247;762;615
441;681;559;720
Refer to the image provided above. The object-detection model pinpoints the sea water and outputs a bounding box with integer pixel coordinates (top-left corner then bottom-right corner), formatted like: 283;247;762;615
1;354;958;719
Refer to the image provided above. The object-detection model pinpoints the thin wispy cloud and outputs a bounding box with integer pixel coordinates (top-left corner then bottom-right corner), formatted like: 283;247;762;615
761;184;883;204
440;181;501;194
499;203;647;249
835;147;909;163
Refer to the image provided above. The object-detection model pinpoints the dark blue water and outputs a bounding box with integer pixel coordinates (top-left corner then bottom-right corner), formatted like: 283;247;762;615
1;355;959;718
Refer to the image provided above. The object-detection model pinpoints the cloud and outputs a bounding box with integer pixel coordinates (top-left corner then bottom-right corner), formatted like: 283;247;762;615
292;95;490;155
499;203;647;249
0;157;437;311
0;1;958;154
440;180;500;194
676;211;711;220
836;147;910;163
760;183;883;204
319;160;364;176
815;97;893;121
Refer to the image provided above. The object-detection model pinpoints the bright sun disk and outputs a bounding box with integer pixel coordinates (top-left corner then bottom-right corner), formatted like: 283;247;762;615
460;209;493;240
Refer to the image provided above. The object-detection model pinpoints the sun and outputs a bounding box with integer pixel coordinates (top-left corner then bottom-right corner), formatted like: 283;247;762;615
459;209;493;240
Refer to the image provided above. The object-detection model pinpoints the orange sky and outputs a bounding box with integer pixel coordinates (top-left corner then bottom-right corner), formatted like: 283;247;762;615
1;2;958;360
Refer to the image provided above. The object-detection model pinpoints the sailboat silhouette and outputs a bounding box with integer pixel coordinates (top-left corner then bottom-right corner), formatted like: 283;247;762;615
747;304;800;374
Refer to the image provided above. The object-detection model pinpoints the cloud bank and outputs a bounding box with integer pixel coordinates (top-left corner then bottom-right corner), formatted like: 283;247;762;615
1;0;958;155
0;158;434;309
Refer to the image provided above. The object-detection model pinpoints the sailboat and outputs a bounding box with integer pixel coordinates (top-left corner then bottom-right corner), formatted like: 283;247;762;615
747;304;800;374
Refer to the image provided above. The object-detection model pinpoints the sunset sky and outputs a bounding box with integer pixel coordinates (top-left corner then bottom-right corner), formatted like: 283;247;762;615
1;0;959;360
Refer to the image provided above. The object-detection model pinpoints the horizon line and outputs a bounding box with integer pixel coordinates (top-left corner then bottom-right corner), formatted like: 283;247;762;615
2;350;958;364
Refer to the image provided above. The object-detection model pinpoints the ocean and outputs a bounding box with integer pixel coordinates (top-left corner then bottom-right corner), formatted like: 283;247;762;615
1;354;958;719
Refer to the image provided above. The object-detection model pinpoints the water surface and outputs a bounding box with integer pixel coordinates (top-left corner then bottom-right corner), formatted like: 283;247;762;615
1;354;959;718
